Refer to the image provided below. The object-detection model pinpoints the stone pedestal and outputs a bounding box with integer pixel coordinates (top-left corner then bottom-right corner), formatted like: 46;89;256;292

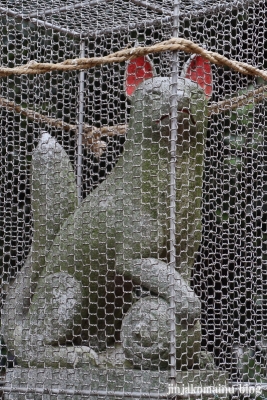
4;367;228;400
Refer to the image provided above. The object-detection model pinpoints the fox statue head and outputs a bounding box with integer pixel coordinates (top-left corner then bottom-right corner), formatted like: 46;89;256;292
125;53;212;145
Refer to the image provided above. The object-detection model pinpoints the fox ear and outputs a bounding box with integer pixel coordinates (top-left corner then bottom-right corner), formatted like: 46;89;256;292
125;55;155;98
181;54;213;99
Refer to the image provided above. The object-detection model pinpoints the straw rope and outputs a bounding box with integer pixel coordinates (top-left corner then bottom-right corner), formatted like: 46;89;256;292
1;84;265;155
0;37;266;155
0;38;267;79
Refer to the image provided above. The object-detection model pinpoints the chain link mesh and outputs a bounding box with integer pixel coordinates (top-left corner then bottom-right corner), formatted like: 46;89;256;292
0;1;266;399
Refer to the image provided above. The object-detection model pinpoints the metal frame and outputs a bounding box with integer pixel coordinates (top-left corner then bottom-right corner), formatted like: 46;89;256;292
0;0;258;201
0;0;259;39
1;386;168;398
168;0;180;387
0;0;262;397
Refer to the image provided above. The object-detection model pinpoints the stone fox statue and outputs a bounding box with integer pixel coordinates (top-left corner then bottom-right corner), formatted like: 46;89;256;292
2;53;212;369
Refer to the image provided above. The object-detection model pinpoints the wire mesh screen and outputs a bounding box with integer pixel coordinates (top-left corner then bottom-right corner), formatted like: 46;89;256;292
0;0;266;399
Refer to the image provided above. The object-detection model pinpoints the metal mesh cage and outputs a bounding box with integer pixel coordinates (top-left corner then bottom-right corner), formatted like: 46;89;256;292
0;0;266;399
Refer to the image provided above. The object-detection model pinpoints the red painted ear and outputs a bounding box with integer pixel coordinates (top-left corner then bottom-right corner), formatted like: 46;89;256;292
125;56;155;97
181;54;213;99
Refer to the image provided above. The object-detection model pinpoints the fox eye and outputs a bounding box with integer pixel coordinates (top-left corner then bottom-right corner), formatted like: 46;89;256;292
152;90;162;96
145;88;161;96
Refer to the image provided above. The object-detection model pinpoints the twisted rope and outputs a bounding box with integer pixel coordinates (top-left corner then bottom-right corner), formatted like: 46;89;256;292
1;37;266;155
0;38;267;80
2;83;265;156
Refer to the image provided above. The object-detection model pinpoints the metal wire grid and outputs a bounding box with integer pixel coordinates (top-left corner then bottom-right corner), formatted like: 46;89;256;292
0;0;260;38
0;0;266;399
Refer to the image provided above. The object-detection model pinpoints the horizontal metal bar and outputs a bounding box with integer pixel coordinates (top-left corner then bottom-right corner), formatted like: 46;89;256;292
4;384;263;398
2;382;267;396
2;386;168;398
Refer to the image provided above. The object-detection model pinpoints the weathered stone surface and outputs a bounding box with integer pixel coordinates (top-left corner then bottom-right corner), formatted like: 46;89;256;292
11;273;99;369
97;343;130;368
119;258;201;324
121;296;201;370
31;132;78;257
4;367;228;400
122;297;171;370
2;57;212;368
2;132;78;360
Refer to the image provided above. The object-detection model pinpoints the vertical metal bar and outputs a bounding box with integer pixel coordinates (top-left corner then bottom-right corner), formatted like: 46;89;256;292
77;40;86;204
169;0;180;387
